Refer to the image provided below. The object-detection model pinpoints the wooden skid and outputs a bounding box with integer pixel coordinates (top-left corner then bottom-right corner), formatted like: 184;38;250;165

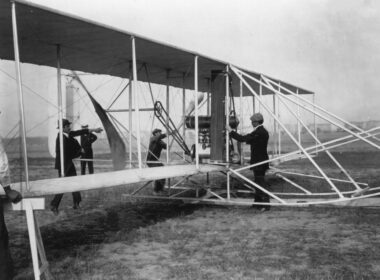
124;192;380;207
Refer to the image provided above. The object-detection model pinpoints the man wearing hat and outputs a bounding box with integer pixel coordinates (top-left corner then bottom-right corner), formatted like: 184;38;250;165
0;136;22;279
80;124;98;175
228;113;270;211
146;128;167;193
51;119;103;214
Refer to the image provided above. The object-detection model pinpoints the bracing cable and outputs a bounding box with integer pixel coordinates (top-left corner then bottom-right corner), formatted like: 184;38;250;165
154;101;191;155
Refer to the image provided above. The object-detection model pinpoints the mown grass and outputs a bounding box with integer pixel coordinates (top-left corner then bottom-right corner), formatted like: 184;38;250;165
11;206;379;279
6;151;380;279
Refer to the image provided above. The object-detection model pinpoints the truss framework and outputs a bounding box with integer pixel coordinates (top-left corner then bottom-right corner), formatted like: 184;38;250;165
123;65;380;207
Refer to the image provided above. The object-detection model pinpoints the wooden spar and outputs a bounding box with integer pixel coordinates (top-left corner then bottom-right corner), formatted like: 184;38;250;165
231;66;343;198
272;168;368;186
166;69;170;163
276;92;362;191
238;68;378;157
275;173;312;194
182;73;186;158
107;108;154;112
225;65;229;164
56;45;64;178
277;82;281;155
207;79;210;115
128;62;133;168
2;164;224;197
182;73;186;137
279;89;361;192
296;88;301;144
194;55;199;168
263;76;380;149
131;36;142;168
11;2;30;190
272;93;277;155
313;93;317;154
258;75;262;112
239;79;243;165
225;65;230;199
235;127;380;173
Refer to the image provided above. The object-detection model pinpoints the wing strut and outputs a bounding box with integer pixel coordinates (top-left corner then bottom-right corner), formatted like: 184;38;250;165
154;101;191;156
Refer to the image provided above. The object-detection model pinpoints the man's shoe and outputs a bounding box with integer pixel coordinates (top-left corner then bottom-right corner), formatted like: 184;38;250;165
50;206;59;215
73;203;81;210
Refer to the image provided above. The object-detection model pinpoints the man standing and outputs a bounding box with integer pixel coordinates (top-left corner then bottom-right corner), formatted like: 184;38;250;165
146;128;167;193
228;113;270;211
51;119;102;214
0;137;22;280
80;124;97;175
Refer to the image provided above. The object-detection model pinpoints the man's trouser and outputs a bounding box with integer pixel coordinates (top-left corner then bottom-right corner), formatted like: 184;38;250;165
81;150;94;175
253;169;270;208
146;161;165;192
51;165;82;208
0;199;14;280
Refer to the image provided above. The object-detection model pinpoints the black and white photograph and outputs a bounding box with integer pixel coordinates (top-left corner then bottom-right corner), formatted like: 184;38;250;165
1;0;380;279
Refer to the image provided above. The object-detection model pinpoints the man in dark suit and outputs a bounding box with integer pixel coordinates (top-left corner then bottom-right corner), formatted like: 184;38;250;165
229;113;270;211
51;119;102;214
146;128;167;193
0;137;22;280
80;124;97;175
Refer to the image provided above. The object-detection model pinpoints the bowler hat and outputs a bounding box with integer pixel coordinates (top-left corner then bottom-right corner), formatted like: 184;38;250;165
57;118;71;128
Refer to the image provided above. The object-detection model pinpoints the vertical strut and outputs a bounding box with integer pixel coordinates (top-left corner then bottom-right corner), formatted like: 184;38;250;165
11;2;29;190
194;56;199;168
131;36;142;168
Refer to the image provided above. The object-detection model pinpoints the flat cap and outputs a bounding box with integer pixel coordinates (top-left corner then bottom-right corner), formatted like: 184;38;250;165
250;113;264;122
152;128;162;135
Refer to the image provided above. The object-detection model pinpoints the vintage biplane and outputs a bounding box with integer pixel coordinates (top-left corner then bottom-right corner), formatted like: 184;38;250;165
1;0;380;279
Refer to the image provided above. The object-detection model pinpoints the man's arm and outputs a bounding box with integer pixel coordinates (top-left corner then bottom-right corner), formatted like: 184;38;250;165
230;131;249;142
89;133;97;143
0;138;22;203
70;127;103;137
159;140;167;150
70;129;89;137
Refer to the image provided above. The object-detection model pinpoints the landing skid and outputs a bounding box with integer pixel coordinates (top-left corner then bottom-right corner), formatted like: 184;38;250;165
122;171;380;208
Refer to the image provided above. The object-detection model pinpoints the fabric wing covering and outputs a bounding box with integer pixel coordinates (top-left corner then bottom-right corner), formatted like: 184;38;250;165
73;73;126;170
87;93;126;170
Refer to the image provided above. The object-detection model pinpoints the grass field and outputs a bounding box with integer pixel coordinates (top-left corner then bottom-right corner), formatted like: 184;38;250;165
4;143;380;279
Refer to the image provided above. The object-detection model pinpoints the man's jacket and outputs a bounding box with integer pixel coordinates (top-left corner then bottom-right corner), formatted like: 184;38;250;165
146;133;167;162
230;125;269;171
55;129;89;172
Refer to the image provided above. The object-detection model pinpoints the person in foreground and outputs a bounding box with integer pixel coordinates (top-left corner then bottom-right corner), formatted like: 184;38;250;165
51;119;102;214
0;136;22;280
146;128;167;194
228;113;271;211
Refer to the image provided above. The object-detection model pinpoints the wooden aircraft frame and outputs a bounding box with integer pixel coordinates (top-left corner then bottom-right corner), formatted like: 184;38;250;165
2;1;380;278
1;0;379;206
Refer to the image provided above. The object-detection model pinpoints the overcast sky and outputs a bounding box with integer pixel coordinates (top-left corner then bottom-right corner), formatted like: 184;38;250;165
1;0;380;137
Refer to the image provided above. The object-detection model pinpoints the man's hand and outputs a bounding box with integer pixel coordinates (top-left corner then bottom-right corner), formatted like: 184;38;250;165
5;187;22;204
91;127;103;133
226;126;233;133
